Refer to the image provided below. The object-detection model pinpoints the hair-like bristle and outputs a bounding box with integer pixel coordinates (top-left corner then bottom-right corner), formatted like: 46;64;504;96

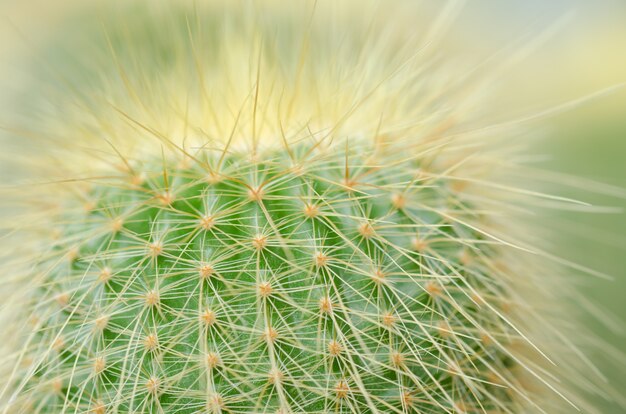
0;1;620;414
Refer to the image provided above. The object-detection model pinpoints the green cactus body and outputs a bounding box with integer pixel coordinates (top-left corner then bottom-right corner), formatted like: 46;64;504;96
0;1;615;414
20;145;515;413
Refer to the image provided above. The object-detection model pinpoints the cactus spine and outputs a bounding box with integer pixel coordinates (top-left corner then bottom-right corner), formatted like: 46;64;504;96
0;1;615;413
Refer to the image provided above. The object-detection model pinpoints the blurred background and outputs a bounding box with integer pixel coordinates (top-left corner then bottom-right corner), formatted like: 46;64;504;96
1;0;625;411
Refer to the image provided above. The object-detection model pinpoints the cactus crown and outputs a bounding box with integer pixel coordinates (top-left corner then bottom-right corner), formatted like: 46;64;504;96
0;1;616;413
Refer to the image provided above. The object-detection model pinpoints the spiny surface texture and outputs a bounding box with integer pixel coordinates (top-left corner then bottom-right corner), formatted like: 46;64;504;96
20;147;513;413
0;1;611;414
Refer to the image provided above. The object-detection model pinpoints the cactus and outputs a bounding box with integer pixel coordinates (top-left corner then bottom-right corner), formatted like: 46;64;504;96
0;1;615;414
6;144;523;414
